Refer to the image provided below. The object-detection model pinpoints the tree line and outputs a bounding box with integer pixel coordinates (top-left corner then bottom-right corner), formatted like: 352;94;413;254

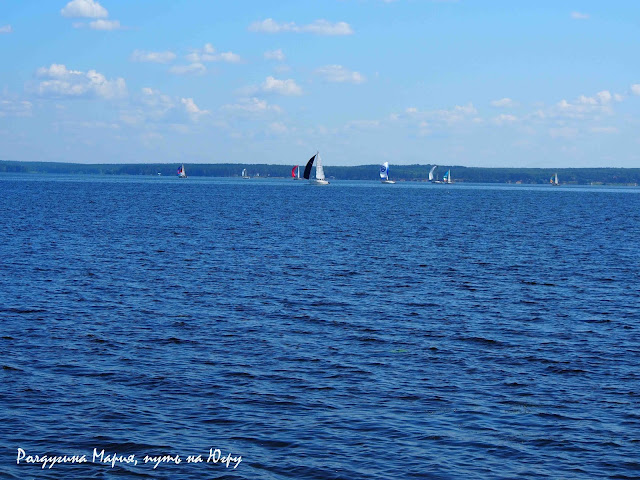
1;160;639;185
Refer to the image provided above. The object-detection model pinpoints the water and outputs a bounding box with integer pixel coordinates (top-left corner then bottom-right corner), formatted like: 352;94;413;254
1;175;639;479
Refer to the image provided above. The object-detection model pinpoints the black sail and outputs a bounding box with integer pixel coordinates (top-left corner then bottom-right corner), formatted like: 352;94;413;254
303;154;316;179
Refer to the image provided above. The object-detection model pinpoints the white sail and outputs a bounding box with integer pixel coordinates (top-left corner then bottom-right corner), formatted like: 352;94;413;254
304;151;329;184
178;164;187;178
380;162;389;180
315;153;325;181
429;165;437;181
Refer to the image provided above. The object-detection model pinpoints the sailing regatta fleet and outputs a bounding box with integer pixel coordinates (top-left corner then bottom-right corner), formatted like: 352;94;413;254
175;159;463;184
174;162;568;185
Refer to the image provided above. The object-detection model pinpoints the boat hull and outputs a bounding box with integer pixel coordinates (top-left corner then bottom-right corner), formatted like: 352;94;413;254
309;179;329;185
381;180;396;184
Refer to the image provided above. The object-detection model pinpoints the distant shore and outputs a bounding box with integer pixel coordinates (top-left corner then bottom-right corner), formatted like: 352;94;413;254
1;160;639;185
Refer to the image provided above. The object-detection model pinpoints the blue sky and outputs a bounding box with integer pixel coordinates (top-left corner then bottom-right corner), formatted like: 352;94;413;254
1;0;640;167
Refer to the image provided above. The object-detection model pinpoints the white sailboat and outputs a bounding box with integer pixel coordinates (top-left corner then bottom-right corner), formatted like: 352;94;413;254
292;165;301;180
303;152;329;185
380;162;396;184
442;169;453;184
550;173;559;186
428;165;437;182
177;164;187;178
242;168;249;179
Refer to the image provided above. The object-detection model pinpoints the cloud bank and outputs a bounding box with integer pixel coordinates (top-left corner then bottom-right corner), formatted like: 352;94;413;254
35;64;127;99
61;0;108;18
131;50;177;64
249;19;354;36
315;65;365;84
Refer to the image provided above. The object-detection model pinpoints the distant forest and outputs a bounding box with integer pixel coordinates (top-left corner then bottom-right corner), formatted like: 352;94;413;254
1;160;639;185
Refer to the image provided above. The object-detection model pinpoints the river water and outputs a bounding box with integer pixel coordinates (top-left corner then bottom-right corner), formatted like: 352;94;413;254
1;175;638;479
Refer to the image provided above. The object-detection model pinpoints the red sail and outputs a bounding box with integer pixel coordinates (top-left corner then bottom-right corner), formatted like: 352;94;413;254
292;165;298;178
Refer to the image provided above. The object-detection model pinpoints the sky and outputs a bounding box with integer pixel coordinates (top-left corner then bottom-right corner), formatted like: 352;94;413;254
1;0;640;168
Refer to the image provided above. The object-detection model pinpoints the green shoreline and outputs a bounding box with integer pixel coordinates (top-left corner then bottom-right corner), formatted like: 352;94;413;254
1;160;639;185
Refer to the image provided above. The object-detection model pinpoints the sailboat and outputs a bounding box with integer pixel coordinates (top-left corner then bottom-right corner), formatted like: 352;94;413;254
292;165;301;180
550;173;559;186
242;168;250;179
177;164;187;178
442;170;453;184
380;162;396;184
303;152;329;185
429;165;438;183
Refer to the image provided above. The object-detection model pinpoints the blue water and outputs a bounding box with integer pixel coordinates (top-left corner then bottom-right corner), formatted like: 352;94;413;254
1;175;639;479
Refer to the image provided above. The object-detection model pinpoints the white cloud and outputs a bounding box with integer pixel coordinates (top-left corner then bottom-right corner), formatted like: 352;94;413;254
344;120;380;130
131;50;176;64
553;90;618;119
140;87;174;118
577;95;597;106
267;122;289;135
35;64;127;99
453;103;477;115
89;19;122;30
493;114;518;125
0;25;13;34
0;99;33;117
216;52;242;63
186;44;242;63
185;53;200;63
249;18;354;36
181;98;209;121
590;126;619;134
434;103;477;124
262;76;302;96
222;97;282;114
122;88;208;127
596;90;612;104
169;63;206;75
396;102;479;131
61;0;108;18
315;65;365;84
571;12;589;20
63;1;122;31
631;84;640;96
491;97;517;108
264;49;285;61
249;19;294;33
303;20;354;35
